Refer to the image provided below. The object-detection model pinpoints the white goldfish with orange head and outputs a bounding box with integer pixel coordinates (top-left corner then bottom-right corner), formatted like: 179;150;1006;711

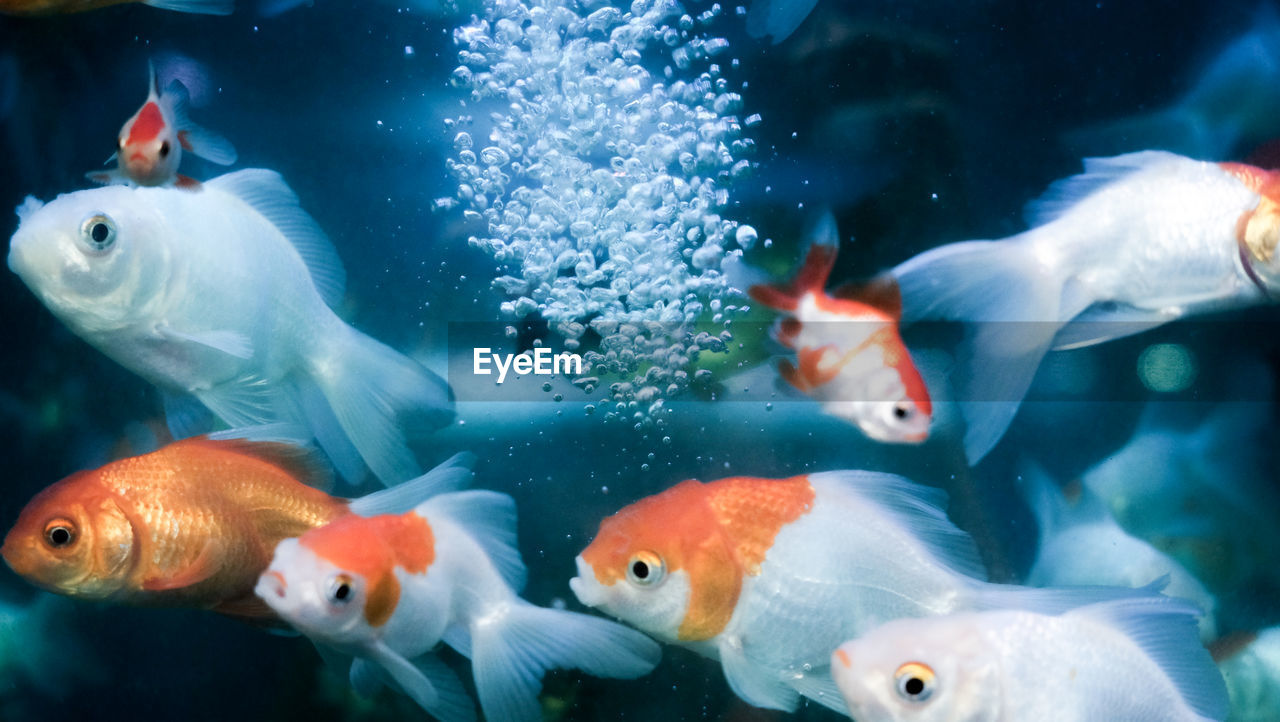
748;213;931;444
88;62;236;189
257;490;661;722
893;151;1280;464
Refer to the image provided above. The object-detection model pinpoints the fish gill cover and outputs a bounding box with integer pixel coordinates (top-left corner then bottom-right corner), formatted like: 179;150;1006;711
444;0;755;426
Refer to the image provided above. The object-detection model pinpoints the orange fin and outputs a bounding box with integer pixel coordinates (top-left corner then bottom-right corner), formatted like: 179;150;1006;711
143;541;219;591
777;358;811;392
175;174;203;190
832;274;903;319
749;242;838;312
797;345;843;387
213;594;279;622
177;129;194;152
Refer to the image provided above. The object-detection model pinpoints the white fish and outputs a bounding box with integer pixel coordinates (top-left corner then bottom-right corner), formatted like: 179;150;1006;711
256;490;660;722
7;170;453;486
892;151;1280;464
831;595;1228;722
1021;461;1218;640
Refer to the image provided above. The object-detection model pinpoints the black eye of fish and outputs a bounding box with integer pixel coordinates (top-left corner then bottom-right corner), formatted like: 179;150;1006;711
631;560;649;579
894;662;936;702
79;213;117;252
893;403;911;420
625;551;666;587
159;141;170;158
328;573;355;605
43;521;75;549
91;223;110;244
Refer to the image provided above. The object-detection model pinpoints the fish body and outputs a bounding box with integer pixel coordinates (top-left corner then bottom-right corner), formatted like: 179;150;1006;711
569;471;992;715
8;170;453;485
750;214;931;444
89;63;236;188
0;434;470;618
257;491;661;722
0;0;231;14
893;151;1280;463
831;596;1228;722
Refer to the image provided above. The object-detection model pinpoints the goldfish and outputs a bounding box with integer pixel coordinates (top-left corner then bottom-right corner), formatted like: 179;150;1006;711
749;213;931;444
8;169;453;486
891;151;1280;464
0;0;230;15
87;62;236;189
570;470;1012;716
1020;461;1218;641
1;430;471;619
256;490;661;722
830;595;1227;722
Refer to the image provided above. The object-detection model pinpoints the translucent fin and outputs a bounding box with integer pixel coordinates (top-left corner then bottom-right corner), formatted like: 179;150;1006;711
745;0;820;44
287;373;366;485
161;390;217;439
893;238;1089;463
1018;459;1109;542
1061;109;1217;164
411;653;477;722
206;422;312;444
195;373;275;428
165;80;238;166
442;622;471;658
204;169;346;308
720;639;801;711
789;669;850;716
367;641;439;710
418;489;525;593
1066;597;1228;721
1050;302;1180;350
969;577;1169;615
470;601;661;722
810;471;987;581
143;0;234;14
307;324;454;486
157;325;253;359
1024;151;1188;227
349;657;383;697
256;0;312;16
349;452;475;516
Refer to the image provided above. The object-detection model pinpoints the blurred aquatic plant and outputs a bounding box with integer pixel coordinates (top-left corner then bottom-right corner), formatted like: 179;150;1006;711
445;0;756;426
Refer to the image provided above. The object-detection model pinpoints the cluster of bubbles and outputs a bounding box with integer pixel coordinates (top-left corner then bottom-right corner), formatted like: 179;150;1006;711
444;0;759;427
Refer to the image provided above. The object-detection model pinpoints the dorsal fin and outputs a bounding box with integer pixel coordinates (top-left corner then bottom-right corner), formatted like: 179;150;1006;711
830;274;903;318
204;169;347;308
1025;151;1187;227
183;435;335;491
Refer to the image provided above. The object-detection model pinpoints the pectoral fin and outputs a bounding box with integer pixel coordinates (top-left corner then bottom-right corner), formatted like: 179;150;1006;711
142;541;219;591
157;325;253;359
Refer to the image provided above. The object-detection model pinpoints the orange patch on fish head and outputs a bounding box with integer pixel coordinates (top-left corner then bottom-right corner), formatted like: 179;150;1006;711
2;470;136;599
126;102;166;146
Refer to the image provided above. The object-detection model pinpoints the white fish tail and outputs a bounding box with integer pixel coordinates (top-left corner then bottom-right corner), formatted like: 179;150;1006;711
308;324;454;485
893;236;1087;464
348;452;474;516
143;0;234;14
468;601;661;722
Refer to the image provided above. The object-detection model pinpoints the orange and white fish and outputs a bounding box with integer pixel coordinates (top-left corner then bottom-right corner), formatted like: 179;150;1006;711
256;490;661;722
88;63;236;189
0;0;230;15
749;214;931;443
569;470;1006;716
1;430;470;620
892;151;1280;464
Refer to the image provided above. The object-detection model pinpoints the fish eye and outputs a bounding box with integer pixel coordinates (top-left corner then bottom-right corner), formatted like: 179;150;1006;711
894;661;936;703
42;519;77;549
625;551;666;587
327;573;355;605
892;401;913;420
159;141;170;158
79;213;117;253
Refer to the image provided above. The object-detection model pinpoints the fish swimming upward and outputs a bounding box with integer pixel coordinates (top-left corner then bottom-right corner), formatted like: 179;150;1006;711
256;490;661;722
569;470;1026;716
0;432;472;619
891;151;1280;464
0;0;230;14
7;169;453;486
749;212;931;444
88;62;237;189
830;595;1228;722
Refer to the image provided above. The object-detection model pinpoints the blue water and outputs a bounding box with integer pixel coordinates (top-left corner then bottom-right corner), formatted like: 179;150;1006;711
2;1;1279;720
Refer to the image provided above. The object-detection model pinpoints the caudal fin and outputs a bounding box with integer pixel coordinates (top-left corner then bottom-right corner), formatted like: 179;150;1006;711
893;238;1088;464
143;0;234;14
309;326;455;486
748;211;839;312
469;602;661;722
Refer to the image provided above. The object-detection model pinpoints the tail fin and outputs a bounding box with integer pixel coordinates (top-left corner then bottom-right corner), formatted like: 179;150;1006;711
165;80;238;166
348;452;475;516
309;326;455;486
469;602;661;722
892;238;1089;464
143;0;234;14
748;211;839;312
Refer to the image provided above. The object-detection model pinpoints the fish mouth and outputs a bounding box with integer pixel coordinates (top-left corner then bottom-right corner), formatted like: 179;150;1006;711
255;570;288;605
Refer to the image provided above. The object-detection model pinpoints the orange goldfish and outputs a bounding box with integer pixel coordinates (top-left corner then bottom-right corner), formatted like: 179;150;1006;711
749;213;932;443
1;433;471;620
0;0;230;15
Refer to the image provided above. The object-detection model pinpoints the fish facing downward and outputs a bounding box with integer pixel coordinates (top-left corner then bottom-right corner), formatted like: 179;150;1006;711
0;0;231;15
749;213;931;444
0;434;471;619
255;491;661;722
569;471;1001;716
830;595;1228;722
7;169;453;486
891;151;1280;464
88;62;237;189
